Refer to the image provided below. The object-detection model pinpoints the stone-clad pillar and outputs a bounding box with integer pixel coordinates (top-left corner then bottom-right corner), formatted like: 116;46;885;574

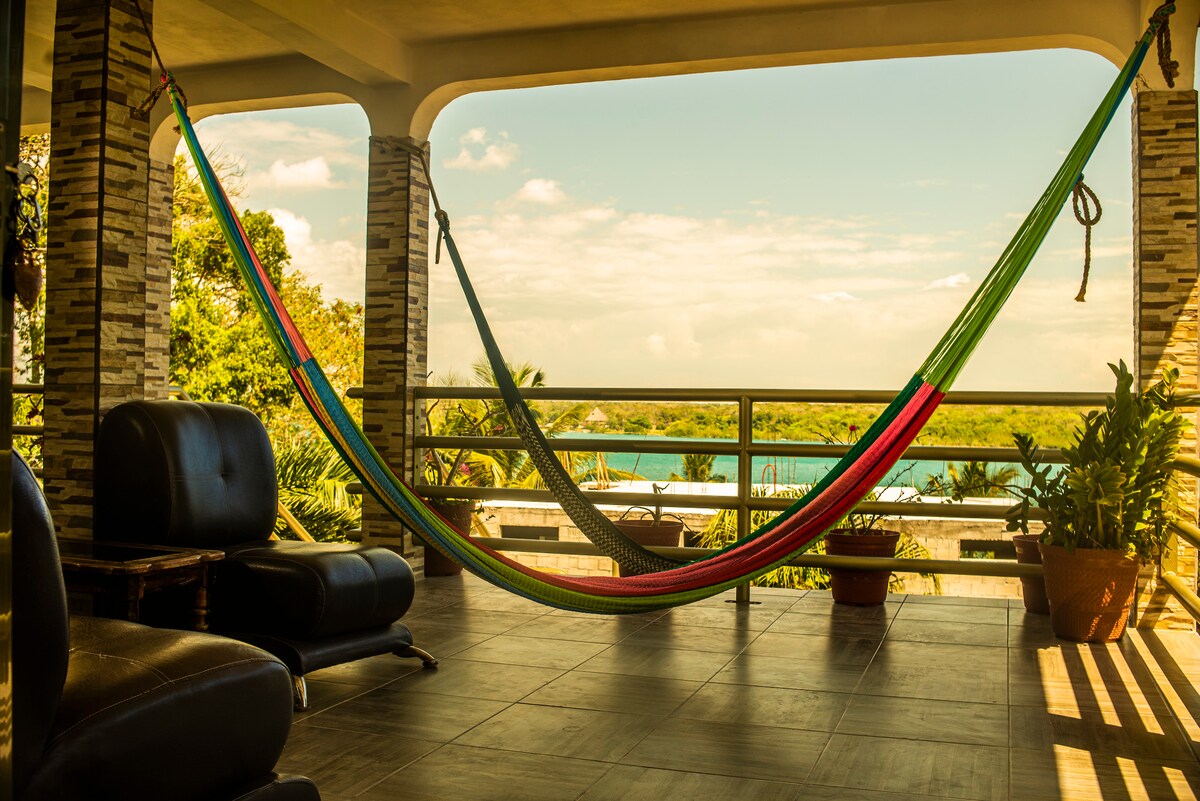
1132;89;1199;628
145;158;173;399
44;0;158;535
361;136;430;564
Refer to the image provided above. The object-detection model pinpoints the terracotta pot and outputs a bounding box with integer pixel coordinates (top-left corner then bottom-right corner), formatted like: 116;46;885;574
824;530;900;606
1039;543;1139;643
613;518;683;577
423;500;471;577
1012;534;1050;615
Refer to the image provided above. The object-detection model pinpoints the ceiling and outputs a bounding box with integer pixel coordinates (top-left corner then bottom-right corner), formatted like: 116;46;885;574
19;0;1200;138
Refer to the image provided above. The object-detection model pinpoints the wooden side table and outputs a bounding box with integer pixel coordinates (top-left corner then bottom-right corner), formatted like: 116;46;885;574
57;539;225;631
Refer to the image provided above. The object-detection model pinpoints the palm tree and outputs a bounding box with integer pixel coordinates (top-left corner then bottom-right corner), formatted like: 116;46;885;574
669;453;728;483
273;435;360;542
927;461;1021;499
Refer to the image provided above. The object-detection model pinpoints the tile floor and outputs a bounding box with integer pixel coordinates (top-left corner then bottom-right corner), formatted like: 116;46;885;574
278;574;1200;801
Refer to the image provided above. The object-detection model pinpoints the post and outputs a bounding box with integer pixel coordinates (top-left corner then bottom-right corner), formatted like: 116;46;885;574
0;0;24;791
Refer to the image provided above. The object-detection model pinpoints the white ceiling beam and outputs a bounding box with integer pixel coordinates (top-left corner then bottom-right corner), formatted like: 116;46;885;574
22;30;53;93
196;0;412;85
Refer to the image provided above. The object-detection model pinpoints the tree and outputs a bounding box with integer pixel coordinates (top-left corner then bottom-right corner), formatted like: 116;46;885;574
669;453;727;483
927;461;1021;499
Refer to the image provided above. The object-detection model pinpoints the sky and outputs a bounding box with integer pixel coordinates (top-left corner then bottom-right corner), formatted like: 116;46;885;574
187;46;1148;393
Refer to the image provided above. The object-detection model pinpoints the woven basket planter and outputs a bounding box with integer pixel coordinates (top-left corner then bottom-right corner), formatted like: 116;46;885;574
825;530;900;606
1012;534;1049;615
1039;543;1138;643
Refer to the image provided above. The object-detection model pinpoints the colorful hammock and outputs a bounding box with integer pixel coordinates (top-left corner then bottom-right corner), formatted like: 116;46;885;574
167;4;1170;613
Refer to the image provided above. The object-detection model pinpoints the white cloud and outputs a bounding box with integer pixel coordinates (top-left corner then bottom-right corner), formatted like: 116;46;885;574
269;208;365;303
443;128;519;171
516;178;567;205
814;291;860;303
924;272;971;290
252;157;337;190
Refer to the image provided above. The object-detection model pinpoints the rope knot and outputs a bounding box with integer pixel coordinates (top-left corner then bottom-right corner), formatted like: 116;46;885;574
434;210;450;264
1072;177;1102;302
1150;2;1179;87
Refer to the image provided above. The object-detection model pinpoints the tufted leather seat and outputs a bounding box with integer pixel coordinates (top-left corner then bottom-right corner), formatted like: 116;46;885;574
93;400;434;707
12;452;320;801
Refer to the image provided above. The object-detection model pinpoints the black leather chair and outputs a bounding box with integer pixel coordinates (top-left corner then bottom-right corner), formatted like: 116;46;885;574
93;400;436;709
13;452;320;801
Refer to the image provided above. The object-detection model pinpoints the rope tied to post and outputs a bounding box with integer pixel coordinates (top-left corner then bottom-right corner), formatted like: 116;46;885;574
129;0;187;123
1072;177;1101;302
1151;2;1180;87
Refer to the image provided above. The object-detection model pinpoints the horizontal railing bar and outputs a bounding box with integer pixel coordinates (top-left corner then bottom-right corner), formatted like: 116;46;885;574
1173;455;1200;480
1159;571;1200;624
13;426;41;436
472;536;1043;578
1171;520;1200;551
394;483;1027;520
13;383;42;395
417;434;1064;464
388;386;1120;406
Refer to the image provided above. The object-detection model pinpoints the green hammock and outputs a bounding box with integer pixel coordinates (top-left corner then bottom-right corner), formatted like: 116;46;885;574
167;3;1171;613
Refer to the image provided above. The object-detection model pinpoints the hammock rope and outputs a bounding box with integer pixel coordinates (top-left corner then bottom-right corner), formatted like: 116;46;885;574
159;3;1172;613
1072;177;1101;302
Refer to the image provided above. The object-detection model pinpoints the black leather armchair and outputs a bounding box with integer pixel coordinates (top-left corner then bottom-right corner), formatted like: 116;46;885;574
13;452;320;801
93;400;436;709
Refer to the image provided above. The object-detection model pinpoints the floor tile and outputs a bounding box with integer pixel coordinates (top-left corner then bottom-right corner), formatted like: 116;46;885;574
901;594;1010;608
745;631;881;665
404;626;497;659
454;703;661;761
579;764;805;801
453;633;610;669
303;653;423;687
894;602;1008;625
358;745;612;801
861;640;1008;704
656;602;784;631
1009;644;1172;713
807;733;1008;800
837;694;1008;747
623;717;830;784
1010;745;1200;801
713;652;869;694
278;723;437;796
887;617;1008;647
1011;703;1193;761
674;682;851;732
291;679;370;721
302;687;510;742
386;657;564;702
523;670;703;716
578;643;735;682
404;607;542;634
507;614;651;643
619;620;762;653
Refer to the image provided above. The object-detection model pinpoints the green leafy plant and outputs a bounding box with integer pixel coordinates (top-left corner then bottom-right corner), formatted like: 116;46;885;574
696;486;941;593
927;461;1022;499
1006;361;1188;560
273;435;361;542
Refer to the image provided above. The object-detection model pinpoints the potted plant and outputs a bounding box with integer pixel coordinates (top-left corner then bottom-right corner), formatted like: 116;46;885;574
612;483;688;577
1007;362;1188;642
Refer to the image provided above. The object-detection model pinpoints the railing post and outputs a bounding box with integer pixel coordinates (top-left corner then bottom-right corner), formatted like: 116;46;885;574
734;395;753;605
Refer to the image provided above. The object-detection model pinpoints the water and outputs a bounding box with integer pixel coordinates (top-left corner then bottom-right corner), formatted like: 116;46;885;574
560;432;1010;490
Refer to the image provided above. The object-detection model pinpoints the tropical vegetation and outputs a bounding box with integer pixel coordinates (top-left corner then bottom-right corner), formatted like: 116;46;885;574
1006;361;1188;560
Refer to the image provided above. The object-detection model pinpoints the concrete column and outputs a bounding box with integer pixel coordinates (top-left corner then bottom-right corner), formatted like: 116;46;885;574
1132;88;1199;628
44;0;160;535
361;135;430;564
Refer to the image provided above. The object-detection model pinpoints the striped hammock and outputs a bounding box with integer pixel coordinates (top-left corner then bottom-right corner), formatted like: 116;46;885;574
168;4;1168;613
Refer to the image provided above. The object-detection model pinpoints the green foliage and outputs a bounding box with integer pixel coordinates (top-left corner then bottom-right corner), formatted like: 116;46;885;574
927;461;1021;499
274;436;360;542
1006;362;1188;559
423;356;589;490
696;487;941;593
669;453;727;483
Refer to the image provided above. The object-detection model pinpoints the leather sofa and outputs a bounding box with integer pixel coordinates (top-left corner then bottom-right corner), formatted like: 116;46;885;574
13;452;320;801
93;400;435;709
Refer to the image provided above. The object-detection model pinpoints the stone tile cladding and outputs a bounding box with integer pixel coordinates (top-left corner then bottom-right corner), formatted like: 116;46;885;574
145;158;172;399
362;136;430;565
45;0;156;536
1133;89;1199;628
